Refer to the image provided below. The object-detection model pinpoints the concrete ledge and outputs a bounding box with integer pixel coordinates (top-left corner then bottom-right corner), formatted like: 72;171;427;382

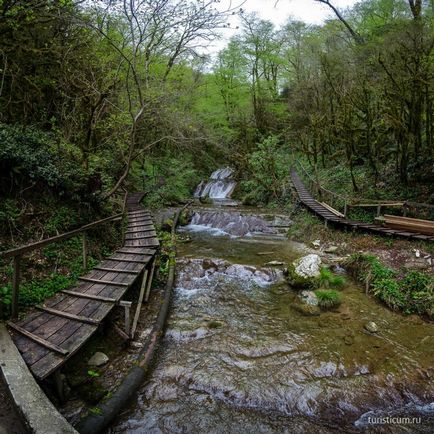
0;324;77;434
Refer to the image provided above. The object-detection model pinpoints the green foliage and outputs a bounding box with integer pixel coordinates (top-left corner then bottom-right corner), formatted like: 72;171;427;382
346;253;434;318
240;136;292;205
137;156;202;207
45;206;80;235
0;199;20;225
318;267;346;289
315;289;342;310
0;236;99;318
87;370;100;378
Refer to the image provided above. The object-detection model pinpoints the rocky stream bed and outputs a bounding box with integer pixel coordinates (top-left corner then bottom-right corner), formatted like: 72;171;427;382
108;204;434;434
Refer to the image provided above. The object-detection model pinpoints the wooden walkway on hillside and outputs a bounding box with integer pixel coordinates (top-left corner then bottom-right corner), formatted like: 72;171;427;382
6;193;159;380
290;168;434;243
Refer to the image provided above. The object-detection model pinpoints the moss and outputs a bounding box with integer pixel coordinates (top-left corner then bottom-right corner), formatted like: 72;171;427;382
286;264;318;289
315;289;342;310
207;320;223;329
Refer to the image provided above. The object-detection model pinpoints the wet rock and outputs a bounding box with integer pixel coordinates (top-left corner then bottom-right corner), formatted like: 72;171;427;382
287;254;321;289
265;261;285;266
324;245;338;254
364;321;379;333
88;352;109;367
298;290;319;306
344;336;354;345
293;254;321;278
331;264;347;275
202;259;218;271
292;303;321;316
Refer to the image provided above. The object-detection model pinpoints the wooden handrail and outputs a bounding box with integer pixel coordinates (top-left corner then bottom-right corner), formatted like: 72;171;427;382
1;212;123;319
0;213;123;259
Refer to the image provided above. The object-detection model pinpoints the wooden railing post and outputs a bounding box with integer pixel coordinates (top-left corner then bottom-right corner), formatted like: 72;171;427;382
82;232;88;270
11;255;21;319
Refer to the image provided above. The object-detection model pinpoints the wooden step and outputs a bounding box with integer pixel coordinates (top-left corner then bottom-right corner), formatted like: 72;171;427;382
78;277;130;287
7;322;69;355
37;306;100;325
60;290;117;302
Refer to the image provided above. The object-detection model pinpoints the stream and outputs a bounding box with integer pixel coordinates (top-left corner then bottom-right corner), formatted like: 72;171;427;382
110;173;434;434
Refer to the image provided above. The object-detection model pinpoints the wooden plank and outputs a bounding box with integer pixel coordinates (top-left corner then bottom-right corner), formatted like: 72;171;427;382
78;277;130;287
110;257;150;264
37;306;100;325
130;270;148;339
384;214;434;226
60;290;117;302
93;267;140;275
320;202;345;218
8;322;69;355
124;234;157;241
116;248;156;255
384;220;434;235
125;226;154;234
30;323;98;380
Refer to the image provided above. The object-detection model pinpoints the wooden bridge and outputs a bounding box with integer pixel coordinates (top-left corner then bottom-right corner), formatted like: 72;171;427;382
1;192;159;382
290;168;434;243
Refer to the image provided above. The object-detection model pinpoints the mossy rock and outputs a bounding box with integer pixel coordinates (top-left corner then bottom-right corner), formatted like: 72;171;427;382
178;210;192;226
161;218;174;232
292;302;321;316
286;264;319;290
199;196;213;204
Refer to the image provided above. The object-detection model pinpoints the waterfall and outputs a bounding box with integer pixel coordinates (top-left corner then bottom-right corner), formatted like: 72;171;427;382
194;167;236;199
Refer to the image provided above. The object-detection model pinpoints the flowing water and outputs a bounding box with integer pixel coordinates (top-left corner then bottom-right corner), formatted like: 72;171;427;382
111;199;434;433
194;168;237;200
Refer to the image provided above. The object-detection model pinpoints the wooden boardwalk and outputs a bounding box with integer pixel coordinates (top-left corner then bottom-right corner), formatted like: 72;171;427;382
7;193;159;380
290;169;434;243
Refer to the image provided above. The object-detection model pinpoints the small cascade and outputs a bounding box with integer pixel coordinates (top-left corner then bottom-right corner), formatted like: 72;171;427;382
188;210;276;237
194;167;236;200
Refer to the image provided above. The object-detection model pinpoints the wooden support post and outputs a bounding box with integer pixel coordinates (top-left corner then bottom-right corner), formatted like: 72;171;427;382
53;370;65;403
377;205;382;217
324;219;328;228
344;201;348;218
82;232;88;270
119;300;132;335
144;259;156;302
11;255;21;319
130;269;148;340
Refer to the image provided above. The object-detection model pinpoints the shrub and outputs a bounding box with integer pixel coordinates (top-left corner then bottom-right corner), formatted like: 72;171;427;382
239;135;292;206
318;267;346;289
315;289;342;309
345;253;434;318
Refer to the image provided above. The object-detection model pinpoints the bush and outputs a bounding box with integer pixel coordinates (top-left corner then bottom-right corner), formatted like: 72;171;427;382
345;253;434;318
315;289;342;309
318;267;346;289
239;135;292;206
137;156;202;207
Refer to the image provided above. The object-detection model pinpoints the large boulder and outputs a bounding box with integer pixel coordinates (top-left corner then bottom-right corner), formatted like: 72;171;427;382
287;254;321;289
